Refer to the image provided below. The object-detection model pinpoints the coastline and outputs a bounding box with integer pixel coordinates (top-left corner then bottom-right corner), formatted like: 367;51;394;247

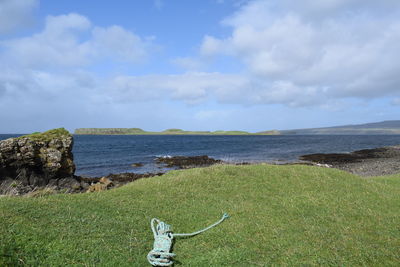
2;131;399;195
83;145;400;191
299;145;400;177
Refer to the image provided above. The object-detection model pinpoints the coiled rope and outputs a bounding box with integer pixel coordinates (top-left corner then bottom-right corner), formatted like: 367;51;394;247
147;213;229;266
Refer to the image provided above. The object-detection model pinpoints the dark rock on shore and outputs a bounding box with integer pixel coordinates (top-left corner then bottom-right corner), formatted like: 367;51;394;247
0;128;83;195
300;146;400;177
81;172;164;192
235;162;251;165
131;162;144;167
81;172;163;184
299;147;389;164
155;155;222;169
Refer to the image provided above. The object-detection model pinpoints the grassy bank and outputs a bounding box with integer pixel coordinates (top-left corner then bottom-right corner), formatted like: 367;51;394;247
1;164;399;266
16;128;71;142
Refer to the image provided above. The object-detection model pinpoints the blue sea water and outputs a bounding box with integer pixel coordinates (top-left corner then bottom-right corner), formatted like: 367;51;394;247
1;134;400;177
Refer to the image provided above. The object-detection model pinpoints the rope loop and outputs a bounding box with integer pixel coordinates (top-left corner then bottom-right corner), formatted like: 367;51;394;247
147;213;229;266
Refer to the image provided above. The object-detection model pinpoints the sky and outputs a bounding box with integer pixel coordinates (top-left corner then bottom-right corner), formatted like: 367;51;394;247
1;0;400;133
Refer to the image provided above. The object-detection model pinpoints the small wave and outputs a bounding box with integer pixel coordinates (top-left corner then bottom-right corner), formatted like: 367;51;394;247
155;155;172;159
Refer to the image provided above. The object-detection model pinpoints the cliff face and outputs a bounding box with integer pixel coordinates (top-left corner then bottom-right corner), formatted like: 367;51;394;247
0;128;79;194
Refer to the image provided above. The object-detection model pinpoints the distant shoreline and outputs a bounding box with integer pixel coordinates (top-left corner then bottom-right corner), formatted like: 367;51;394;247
74;120;400;135
74;128;280;135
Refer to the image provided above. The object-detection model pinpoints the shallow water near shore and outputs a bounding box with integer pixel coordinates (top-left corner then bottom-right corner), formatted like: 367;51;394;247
2;134;400;177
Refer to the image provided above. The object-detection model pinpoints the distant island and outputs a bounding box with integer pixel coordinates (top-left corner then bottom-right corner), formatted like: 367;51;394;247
280;120;400;135
74;120;400;135
74;128;280;135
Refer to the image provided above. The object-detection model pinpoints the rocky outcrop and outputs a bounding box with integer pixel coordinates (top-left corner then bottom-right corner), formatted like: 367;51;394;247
299;146;400;176
299;147;390;164
0;128;82;195
155;155;222;169
86;177;113;192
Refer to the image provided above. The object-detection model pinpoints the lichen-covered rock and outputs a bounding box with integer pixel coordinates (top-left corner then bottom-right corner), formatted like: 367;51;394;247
0;128;79;195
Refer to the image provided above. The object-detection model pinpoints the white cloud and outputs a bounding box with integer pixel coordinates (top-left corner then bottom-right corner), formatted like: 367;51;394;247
106;72;324;107
3;1;400;133
171;57;204;70
198;0;400;105
279;0;400;19
225;0;400;24
0;67;96;101
109;72;232;104
1;13;153;68
0;0;38;34
200;35;227;57
0;11;161;132
91;25;149;63
2;13;92;67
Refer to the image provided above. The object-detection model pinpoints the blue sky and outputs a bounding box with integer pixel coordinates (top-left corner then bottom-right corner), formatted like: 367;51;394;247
1;0;400;133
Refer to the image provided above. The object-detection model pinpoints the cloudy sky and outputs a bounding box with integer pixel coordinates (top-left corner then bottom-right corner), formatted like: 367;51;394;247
1;0;400;133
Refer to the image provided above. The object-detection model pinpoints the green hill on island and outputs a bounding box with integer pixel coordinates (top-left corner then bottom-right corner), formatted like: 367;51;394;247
1;164;399;266
74;128;280;135
74;120;400;136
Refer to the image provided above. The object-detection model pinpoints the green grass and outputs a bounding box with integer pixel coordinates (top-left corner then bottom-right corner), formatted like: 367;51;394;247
1;164;399;266
17;128;71;142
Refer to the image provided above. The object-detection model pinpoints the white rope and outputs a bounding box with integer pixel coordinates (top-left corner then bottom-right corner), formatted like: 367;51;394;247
147;213;229;266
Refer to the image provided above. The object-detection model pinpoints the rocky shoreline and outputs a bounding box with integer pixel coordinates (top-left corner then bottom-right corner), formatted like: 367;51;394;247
0;129;225;195
1;129;399;195
299;146;400;177
155;155;222;168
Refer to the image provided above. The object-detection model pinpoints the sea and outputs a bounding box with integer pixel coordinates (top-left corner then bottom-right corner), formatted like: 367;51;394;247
1;134;400;177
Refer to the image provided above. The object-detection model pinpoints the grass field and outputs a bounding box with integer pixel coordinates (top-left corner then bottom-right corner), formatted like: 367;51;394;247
1;164;399;266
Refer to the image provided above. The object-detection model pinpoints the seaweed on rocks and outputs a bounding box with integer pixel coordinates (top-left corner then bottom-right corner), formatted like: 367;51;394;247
155;155;222;169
